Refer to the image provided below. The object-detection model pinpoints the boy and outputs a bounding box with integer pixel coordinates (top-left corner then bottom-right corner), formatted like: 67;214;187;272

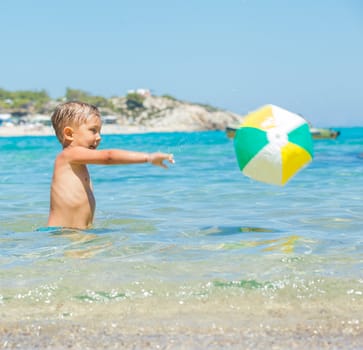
48;101;174;229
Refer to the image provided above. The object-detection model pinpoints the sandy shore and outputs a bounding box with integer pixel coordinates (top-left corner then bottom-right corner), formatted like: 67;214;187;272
1;296;362;349
1;315;362;349
1;324;362;350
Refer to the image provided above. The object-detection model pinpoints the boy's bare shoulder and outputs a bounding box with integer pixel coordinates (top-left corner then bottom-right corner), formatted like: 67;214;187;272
55;146;104;166
57;146;84;161
54;147;80;166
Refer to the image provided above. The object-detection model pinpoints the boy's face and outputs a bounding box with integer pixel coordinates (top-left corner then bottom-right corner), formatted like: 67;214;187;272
69;115;102;149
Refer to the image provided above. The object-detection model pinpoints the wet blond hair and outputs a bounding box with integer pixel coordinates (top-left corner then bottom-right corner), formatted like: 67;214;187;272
51;101;101;144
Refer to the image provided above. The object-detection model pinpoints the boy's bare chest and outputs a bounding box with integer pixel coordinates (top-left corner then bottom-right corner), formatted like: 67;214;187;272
70;164;92;187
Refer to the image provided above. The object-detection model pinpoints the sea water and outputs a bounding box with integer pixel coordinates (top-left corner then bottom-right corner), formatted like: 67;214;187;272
0;129;362;336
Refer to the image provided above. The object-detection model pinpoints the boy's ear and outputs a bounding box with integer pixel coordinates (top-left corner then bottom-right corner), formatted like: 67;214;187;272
63;126;74;141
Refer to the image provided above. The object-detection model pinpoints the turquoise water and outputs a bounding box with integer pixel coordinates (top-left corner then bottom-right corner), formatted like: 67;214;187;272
0;128;362;326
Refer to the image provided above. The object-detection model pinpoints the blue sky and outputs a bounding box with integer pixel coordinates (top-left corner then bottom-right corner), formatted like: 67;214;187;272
1;0;362;126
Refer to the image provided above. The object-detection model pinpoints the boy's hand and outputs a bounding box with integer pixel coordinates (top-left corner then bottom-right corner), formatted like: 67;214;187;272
147;152;175;168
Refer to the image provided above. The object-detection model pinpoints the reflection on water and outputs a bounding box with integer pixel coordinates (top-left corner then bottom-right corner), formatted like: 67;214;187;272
201;225;280;235
64;242;113;259
198;226;307;253
51;229;113;259
219;235;301;253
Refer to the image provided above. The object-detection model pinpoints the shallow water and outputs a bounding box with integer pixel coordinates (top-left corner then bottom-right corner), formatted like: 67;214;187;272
0;129;362;345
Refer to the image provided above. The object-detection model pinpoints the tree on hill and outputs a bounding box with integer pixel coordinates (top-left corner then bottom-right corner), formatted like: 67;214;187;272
65;88;113;109
0;88;50;112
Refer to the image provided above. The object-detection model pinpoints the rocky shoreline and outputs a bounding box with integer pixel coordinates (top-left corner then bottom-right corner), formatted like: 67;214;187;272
0;123;213;137
0;94;243;137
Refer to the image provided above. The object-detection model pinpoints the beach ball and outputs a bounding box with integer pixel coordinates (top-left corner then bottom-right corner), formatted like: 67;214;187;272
234;104;314;186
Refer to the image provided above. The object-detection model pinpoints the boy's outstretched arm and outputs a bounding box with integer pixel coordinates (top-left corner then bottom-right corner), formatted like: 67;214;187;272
62;146;174;168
